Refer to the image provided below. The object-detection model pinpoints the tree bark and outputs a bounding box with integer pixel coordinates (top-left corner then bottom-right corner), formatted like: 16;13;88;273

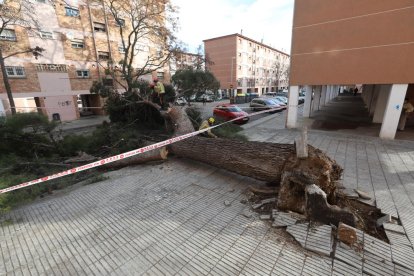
0;48;16;115
171;136;294;183
104;146;168;169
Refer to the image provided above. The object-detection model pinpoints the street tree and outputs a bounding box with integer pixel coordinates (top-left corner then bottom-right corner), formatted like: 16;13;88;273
171;68;220;101
0;0;44;115
272;56;290;90
103;0;180;95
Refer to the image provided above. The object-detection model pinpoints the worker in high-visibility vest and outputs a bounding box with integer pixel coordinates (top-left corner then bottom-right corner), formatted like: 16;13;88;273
153;78;165;109
199;117;217;138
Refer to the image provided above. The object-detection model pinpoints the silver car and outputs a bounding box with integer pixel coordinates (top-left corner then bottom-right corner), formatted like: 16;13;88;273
250;98;283;113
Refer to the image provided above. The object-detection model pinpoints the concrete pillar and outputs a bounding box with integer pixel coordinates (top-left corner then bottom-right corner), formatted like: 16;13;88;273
379;84;408;139
320;86;327;107
366;85;377;114
325;86;331;104
330;86;334;100
373;85;392;123
302;85;313;118
369;85;380;116
312;86;322;112
286;85;299;129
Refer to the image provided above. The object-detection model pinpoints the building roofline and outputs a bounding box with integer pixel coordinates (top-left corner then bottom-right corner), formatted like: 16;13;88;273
203;33;290;57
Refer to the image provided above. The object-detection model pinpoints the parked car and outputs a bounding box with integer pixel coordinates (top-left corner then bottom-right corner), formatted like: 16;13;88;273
196;94;214;102
275;96;288;105
264;92;277;97
275;91;288;98
213;104;249;124
174;97;187;106
250;98;283;113
266;98;287;109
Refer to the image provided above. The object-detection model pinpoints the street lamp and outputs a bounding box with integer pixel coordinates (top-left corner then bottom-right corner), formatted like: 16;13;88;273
230;56;235;98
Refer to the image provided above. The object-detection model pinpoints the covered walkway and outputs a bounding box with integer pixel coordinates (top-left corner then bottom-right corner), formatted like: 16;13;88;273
286;84;414;140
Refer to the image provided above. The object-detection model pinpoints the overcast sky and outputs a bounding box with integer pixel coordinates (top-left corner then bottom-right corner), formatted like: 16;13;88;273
171;0;294;54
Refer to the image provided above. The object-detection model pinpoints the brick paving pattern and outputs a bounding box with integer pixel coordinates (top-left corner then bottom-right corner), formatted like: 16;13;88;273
1;112;414;274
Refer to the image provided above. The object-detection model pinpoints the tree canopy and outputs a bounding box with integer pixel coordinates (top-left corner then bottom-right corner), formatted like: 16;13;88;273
0;0;44;114
103;0;180;94
172;68;220;99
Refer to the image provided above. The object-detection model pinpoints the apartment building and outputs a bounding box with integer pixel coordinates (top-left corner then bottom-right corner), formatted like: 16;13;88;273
0;0;170;121
203;33;290;97
170;51;204;75
287;0;414;139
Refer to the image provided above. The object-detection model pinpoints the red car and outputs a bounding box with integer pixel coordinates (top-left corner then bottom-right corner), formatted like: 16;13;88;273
213;104;249;124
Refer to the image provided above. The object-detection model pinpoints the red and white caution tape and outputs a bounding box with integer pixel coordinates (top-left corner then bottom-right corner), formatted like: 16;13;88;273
0;107;277;194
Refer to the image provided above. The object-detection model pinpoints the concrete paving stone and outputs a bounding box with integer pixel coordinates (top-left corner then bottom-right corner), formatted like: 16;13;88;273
332;259;362;276
242;257;273;275
334;242;364;270
286;223;308;247
273;212;299;228
362;234;392;261
386;230;412;246
211;259;240;275
362;251;395;276
271;248;305;276
390;244;414;270
394;263;414;276
341;188;360;199
301;256;332;276
305;224;333;256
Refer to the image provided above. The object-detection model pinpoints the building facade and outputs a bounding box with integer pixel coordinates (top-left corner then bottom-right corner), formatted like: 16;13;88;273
204;34;290;96
0;0;170;121
287;0;414;139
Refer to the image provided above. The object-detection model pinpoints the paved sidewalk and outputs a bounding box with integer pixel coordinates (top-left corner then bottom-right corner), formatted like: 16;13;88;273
1;114;414;275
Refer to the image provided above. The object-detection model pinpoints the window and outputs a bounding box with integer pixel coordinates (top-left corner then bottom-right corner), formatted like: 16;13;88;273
0;29;16;41
71;39;84;48
93;22;106;32
36;64;68;72
136;43;148;52
98;51;109;60
40;31;54;39
115;18;125;27
65;7;79;17
157;71;164;81
5;66;25;77
118;44;125;53
76;70;89;78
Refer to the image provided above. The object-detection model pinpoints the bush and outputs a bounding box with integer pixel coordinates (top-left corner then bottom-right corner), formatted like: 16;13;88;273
0;113;58;158
212;120;248;141
185;107;203;130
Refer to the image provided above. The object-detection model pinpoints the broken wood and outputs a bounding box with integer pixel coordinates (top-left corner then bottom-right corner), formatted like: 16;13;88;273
295;126;308;159
305;185;356;227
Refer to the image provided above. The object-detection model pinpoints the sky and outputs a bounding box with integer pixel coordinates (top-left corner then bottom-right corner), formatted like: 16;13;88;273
171;0;294;54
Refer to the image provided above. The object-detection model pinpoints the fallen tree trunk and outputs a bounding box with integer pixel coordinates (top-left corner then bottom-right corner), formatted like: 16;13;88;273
105;143;168;169
167;107;344;215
